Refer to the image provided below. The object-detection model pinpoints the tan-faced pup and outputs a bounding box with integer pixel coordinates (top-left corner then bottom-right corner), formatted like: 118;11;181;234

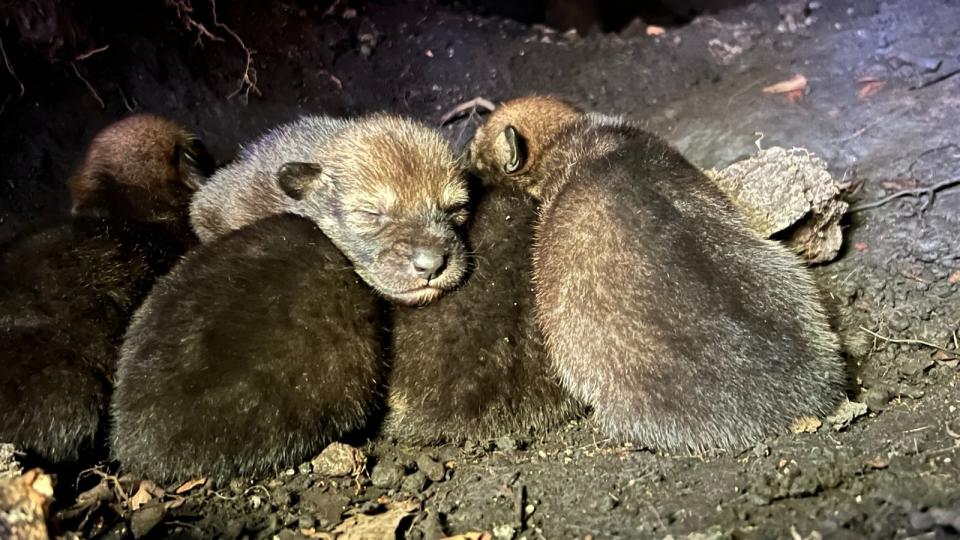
469;96;845;452
384;180;581;443
0;115;214;463
190;114;470;305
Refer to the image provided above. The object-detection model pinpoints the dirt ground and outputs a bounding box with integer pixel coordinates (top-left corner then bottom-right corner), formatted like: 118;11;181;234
1;0;959;538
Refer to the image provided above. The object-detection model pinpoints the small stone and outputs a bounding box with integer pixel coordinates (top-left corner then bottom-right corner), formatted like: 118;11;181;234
130;502;166;539
492;523;517;540
311;443;366;477
887;316;912;333
298;515;316;530
863;386;892;412
495;436;518;452
370;461;405;489
899;355;935;377
416;455;445;483
401;472;429;493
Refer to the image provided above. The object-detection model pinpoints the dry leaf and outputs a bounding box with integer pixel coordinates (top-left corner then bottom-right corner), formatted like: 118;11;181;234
130;481;156;511
646;25;666;36
443;533;493;540
174;477;206;494
790;416;823;434
866;456;890;469
857;78;885;100
763;74;808;94
332;499;419;540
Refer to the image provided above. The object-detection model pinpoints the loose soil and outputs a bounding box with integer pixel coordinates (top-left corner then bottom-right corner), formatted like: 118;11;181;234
1;0;958;538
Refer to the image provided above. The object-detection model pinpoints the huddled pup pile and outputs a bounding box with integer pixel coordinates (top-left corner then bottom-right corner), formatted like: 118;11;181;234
0;97;846;484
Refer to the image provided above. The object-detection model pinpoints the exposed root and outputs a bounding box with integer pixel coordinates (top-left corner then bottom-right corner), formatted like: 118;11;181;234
118;87;136;112
440;97;497;125
167;0;224;46
74;44;110;62
0;34;25;101
209;0;260;101
69;62;105;109
166;0;260;101
859;325;959;358
850;177;960;212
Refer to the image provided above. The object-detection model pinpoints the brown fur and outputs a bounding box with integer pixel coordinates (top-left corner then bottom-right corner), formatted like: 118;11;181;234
111;214;386;483
0;115;212;463
69;114;214;238
384;182;581;443
189;114;470;305
469;97;846;451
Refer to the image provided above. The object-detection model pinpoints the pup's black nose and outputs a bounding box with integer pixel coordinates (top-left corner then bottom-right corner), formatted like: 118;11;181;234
411;248;446;280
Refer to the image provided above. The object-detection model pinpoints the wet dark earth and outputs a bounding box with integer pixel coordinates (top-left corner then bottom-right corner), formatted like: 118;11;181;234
1;0;960;538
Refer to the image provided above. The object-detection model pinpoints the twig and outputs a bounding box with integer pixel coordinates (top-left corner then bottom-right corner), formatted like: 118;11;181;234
910;68;960;91
167;0;224;46
74;45;110;62
859;326;959;357
440;97;497;125
70;62;105;109
118;87;136;112
0;34;25;99
210;0;260;101
849;177;960;212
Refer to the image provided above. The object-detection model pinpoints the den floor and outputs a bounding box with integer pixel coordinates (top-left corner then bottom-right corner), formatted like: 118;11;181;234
1;0;959;538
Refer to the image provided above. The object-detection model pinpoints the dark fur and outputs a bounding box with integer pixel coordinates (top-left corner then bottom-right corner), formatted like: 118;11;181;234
0;115;211;463
0;218;191;462
471;100;845;451
384;184;581;443
111;214;387;483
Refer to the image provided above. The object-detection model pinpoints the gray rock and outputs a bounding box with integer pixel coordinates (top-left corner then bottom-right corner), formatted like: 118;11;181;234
370;461;406;489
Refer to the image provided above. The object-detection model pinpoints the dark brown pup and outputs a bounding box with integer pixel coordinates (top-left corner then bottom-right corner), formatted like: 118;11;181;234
110;214;387;483
384;181;581;443
469;96;845;452
0;115;213;463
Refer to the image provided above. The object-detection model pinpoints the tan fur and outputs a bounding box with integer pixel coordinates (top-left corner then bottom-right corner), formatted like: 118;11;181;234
469;97;582;197
468;96;846;451
190;114;469;305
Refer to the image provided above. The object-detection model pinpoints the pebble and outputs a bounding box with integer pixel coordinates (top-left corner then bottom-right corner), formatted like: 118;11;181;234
492;523;517;540
496;436;518;452
401;471;430;493
417;455;446;482
130;503;166;539
863;386;892;412
370;461;406;489
311;443;366;477
887;314;912;332
298;515;316;530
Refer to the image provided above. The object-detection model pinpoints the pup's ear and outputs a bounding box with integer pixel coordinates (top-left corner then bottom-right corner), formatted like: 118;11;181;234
502;125;527;174
277;162;324;201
